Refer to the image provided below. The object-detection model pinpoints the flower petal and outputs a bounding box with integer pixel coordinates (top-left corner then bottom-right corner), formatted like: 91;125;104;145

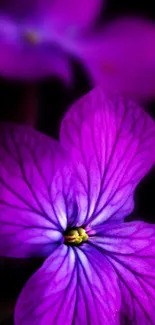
0;46;72;82
0;0;39;20
90;222;155;324
79;18;155;101
60;87;155;227
0;124;72;257
15;244;120;325
42;0;103;33
0;17;72;81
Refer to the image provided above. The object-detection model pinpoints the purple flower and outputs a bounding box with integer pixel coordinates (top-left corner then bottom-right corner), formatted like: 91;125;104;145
78;17;155;101
0;0;102;81
0;87;155;324
1;2;155;100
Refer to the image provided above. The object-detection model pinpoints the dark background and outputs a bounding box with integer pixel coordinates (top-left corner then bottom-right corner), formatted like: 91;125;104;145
0;0;155;324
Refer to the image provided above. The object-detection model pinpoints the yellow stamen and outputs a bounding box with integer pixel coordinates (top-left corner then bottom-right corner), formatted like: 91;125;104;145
64;227;88;245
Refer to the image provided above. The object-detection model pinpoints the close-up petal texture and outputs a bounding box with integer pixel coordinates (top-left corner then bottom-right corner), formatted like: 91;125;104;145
0;124;72;257
15;244;120;325
60;88;155;228
89;222;155;324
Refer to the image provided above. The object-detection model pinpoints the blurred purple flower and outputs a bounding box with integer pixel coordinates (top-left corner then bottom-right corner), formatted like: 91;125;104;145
78;18;155;101
1;2;155;100
0;0;102;81
0;88;155;324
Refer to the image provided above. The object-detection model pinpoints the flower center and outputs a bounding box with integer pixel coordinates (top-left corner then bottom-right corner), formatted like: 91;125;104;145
64;227;88;245
23;30;40;45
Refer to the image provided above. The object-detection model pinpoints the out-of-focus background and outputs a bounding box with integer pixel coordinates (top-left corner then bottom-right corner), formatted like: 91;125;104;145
0;0;155;324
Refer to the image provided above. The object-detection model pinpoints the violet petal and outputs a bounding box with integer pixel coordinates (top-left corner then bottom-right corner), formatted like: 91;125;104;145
0;0;40;21
0;45;72;82
78;18;155;101
0;16;72;81
41;0;103;32
0;0;102;80
89;221;155;324
0;124;72;257
60;87;155;227
15;244;120;325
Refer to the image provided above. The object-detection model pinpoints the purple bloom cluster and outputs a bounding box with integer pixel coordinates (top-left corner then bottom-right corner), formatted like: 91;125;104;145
0;1;155;100
0;87;155;324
